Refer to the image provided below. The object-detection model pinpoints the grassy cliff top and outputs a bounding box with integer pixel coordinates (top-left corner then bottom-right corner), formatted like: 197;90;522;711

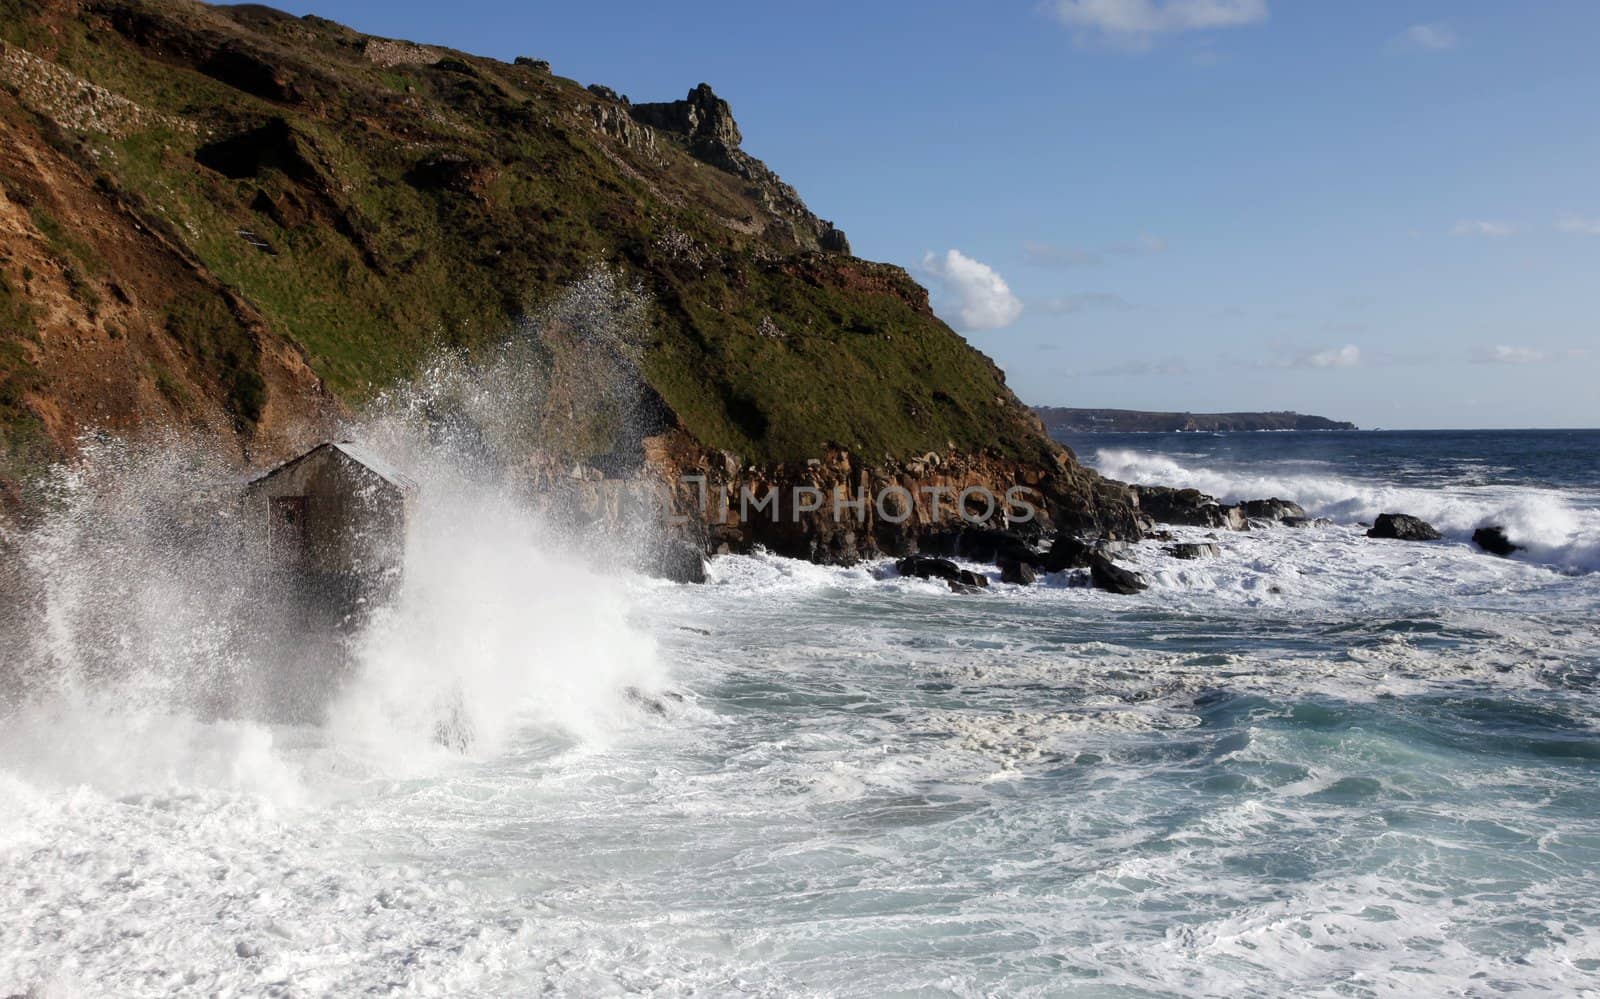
0;0;1057;469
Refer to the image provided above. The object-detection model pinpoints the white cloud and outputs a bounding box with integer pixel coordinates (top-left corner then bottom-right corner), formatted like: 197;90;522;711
1268;344;1360;369
1557;216;1600;235
1392;22;1458;51
1304;344;1361;368
1471;345;1546;365
1039;292;1134;314
920;249;1024;331
1451;220;1514;238
1049;0;1268;41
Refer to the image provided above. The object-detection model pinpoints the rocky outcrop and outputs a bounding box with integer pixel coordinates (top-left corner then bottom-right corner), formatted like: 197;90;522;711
630;83;742;148
1242;498;1307;524
1132;486;1247;532
645;436;1142;566
624;84;851;254
1089;555;1146;594
896;555;989;594
1166;542;1220;559
1472;526;1522;557
1367;513;1441;541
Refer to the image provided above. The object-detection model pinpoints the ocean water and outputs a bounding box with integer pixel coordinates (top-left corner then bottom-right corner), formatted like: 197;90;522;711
3;429;1599;997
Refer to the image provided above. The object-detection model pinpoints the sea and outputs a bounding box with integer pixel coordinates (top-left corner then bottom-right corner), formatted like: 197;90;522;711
2;428;1598;997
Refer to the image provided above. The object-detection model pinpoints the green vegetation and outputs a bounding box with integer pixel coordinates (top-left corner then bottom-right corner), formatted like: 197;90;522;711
0;0;1054;466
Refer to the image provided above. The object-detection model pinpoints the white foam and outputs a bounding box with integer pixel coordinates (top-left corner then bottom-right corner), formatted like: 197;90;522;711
1093;447;1600;573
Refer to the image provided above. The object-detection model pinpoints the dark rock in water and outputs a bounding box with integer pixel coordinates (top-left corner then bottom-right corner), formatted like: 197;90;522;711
1090;554;1147;594
1241;497;1307;524
1367;513;1442;541
896;554;990;593
625;686;669;716
1044;534;1095;572
1166;542;1220;560
643;540;707;583
998;556;1037;586
1473;525;1522;557
1094;539;1133;560
1133;485;1248;532
923;526;1043;567
1280;516;1332;528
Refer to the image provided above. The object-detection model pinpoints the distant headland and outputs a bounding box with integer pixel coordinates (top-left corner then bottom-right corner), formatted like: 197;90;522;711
1034;408;1358;434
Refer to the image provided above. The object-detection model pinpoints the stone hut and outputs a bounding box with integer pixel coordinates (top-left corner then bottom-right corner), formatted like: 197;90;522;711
242;441;415;591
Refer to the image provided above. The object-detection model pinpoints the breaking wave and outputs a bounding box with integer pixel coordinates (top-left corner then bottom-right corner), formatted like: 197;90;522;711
1091;447;1600;574
0;273;668;803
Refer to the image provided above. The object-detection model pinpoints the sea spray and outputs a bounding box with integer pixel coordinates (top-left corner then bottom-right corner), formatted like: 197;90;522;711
0;271;673;795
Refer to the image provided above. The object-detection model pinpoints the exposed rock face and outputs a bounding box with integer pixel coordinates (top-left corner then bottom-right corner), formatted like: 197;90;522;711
1089;555;1146;594
1367;513;1442;541
631;83;742;147
1132;486;1247;532
1472;526;1522;557
818;225;852;255
647;435;1142;566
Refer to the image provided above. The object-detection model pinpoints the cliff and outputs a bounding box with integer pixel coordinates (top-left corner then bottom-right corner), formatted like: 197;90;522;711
0;0;1135;555
1035;408;1357;434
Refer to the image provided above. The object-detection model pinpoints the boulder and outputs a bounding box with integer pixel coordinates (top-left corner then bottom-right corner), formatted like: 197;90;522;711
642;540;707;583
1089;554;1147;594
1241;497;1307;524
1133;485;1248;531
1044;533;1095;572
1472;526;1522;557
896;555;989;593
1367;513;1441;541
1165;542;1220;560
923;526;1044;567
998;557;1037;586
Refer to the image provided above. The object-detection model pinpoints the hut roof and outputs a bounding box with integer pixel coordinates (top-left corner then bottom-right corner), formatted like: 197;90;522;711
246;440;418;494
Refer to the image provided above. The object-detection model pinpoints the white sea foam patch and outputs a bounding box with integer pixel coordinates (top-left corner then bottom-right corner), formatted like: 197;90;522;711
1092;448;1600;573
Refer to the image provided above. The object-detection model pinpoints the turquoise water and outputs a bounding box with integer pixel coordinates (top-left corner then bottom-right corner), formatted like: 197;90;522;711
2;430;1599;995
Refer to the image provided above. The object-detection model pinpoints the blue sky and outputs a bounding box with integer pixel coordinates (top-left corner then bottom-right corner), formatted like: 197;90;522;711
277;0;1599;428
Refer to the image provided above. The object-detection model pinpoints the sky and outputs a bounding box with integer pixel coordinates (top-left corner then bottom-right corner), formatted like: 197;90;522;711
273;0;1599;428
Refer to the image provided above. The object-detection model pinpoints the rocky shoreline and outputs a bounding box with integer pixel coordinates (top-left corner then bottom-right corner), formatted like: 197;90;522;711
609;447;1532;591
